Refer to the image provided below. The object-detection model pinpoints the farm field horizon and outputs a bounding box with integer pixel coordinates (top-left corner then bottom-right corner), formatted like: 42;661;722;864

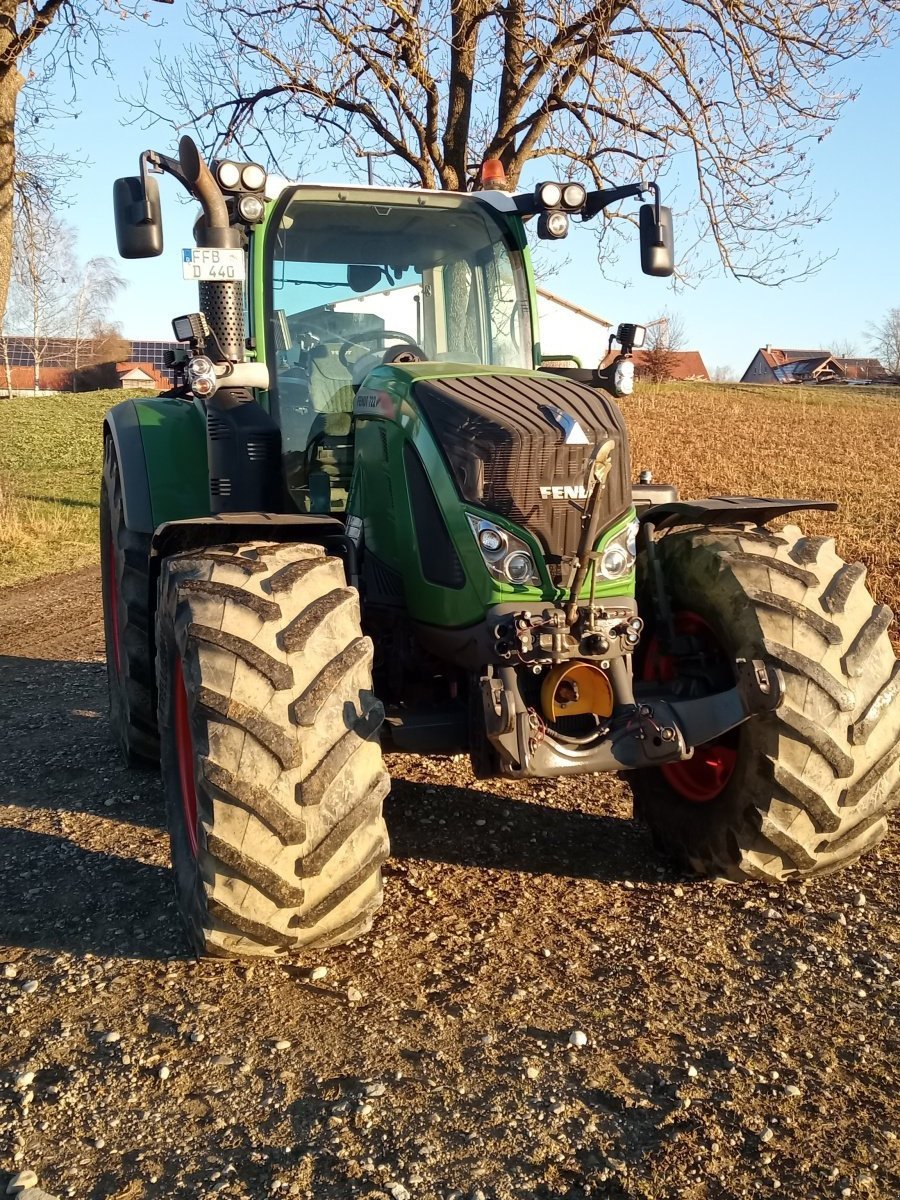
2;381;898;627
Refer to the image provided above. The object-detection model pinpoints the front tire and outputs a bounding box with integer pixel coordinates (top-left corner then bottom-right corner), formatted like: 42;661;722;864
100;436;159;764
156;541;391;957
630;523;900;881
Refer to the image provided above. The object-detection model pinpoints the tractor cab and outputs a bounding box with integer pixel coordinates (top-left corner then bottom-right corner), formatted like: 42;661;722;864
264;187;534;514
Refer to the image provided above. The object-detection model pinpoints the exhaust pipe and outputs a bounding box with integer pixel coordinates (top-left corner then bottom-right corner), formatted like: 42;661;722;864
179;135;245;365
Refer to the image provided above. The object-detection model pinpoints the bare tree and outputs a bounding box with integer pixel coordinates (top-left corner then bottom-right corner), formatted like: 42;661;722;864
830;336;860;359
640;310;686;383
5;200;77;391
69;256;127;383
136;0;899;285
711;364;736;384
0;0;172;328
867;307;900;374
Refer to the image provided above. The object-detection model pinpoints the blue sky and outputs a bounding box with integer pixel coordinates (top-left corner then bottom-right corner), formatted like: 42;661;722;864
46;18;900;378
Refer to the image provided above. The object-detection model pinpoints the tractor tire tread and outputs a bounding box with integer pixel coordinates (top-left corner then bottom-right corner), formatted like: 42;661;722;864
101;436;159;764
156;541;390;957
630;522;900;882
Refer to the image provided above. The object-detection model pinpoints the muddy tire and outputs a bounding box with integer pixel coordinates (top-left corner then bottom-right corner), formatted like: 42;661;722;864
100;436;159;764
156;540;391;957
629;523;900;881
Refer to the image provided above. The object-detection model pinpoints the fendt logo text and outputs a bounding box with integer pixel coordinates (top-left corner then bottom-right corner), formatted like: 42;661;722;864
539;484;589;500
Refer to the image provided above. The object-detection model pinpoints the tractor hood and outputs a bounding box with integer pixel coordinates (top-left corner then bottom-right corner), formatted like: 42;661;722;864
410;368;631;585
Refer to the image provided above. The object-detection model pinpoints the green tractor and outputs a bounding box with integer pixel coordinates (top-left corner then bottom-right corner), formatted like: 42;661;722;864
104;138;899;957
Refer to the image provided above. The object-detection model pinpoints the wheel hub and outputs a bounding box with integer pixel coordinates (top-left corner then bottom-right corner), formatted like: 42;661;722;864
642;611;739;803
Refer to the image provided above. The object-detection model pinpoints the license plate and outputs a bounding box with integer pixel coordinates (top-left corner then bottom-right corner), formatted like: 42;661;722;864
181;247;246;282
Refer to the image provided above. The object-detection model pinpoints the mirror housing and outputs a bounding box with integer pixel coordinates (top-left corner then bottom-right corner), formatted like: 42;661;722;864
113;175;163;259
639;203;674;277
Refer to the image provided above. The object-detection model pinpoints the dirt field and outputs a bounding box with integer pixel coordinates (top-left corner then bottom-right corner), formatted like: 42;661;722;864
1;568;898;1200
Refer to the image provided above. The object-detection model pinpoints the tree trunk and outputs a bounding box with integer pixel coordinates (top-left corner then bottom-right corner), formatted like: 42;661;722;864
0;0;25;327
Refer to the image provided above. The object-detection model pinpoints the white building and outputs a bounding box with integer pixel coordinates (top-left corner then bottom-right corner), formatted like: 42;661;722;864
535;288;612;368
332;283;613;367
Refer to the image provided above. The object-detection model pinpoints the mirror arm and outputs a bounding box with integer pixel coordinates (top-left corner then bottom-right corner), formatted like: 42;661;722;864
140;150;192;210
581;182;646;220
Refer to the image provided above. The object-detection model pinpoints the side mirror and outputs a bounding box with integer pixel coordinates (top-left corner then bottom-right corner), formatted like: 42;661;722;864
639;203;674;277
113;175;163;258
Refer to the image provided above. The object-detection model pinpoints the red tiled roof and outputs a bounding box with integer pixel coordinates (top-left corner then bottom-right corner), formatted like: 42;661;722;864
632;349;710;380
115;361;170;389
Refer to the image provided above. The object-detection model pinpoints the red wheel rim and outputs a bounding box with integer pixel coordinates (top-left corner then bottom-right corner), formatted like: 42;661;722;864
643;612;738;804
173;656;199;857
108;535;122;677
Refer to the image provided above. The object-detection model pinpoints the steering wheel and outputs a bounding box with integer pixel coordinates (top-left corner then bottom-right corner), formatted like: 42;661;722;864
338;328;421;368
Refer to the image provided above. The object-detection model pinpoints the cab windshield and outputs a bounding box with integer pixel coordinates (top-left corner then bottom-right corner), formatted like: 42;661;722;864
267;191;532;512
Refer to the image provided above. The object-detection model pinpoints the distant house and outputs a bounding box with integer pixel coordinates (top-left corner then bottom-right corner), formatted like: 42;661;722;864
115;362;170;390
741;347;889;385
741;347;843;385
832;357;886;382
632;349;710;381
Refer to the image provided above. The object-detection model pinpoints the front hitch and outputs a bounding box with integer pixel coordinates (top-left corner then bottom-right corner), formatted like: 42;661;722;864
481;659;784;778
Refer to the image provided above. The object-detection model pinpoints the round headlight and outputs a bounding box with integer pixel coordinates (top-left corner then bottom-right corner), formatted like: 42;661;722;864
241;163;267;191
546;210;569;238
478;527;505;554
562;182;586;210
238;194;265;222
216;161;241;190
613;358;635;397
600;544;630;579
504;551;535;584
187;355;218;399
538;181;562;208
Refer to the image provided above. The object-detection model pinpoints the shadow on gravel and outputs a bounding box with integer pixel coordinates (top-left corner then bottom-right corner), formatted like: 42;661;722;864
0;826;187;959
0;655;164;829
386;779;667;883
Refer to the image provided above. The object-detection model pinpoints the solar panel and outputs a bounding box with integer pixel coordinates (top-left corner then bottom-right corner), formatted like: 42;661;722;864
0;336;179;381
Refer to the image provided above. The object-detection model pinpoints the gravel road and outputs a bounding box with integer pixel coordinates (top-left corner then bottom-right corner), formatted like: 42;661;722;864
1;569;898;1200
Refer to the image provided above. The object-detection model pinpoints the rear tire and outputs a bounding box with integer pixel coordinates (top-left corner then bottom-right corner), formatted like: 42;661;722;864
629;523;900;881
100;436;159;764
156;540;391;957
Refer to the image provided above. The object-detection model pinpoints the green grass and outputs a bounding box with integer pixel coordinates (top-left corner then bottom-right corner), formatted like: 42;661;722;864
0;391;146;587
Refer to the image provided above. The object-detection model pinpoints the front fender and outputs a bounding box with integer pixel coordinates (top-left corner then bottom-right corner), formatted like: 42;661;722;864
104;396;209;534
639;495;837;531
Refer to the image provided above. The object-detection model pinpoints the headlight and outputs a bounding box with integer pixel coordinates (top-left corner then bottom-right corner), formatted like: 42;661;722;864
562;182;586;210
613;358;635;397
478;526;506;554
505;552;534;584
538;210;569;240
241;163;267;191
187;355;218;399
238;194;265;223
216;161;241;190
467;514;540;587
537;181;562;208
599;518;640;580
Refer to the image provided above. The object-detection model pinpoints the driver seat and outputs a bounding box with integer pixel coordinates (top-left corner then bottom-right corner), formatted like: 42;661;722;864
308;344;354;422
305;344;355;512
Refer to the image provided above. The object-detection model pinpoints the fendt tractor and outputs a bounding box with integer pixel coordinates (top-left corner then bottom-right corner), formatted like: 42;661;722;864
104;137;900;956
